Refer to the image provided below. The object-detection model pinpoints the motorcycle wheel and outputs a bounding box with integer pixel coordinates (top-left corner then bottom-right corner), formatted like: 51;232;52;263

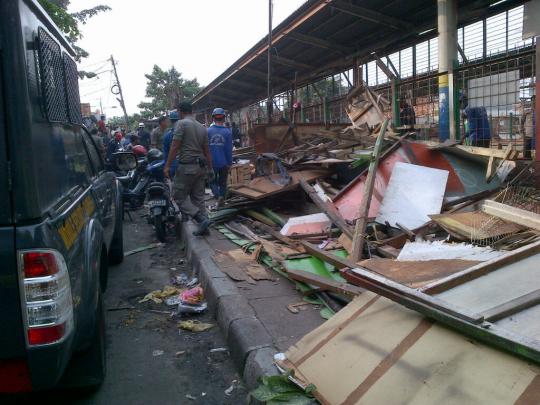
154;215;166;242
174;215;182;239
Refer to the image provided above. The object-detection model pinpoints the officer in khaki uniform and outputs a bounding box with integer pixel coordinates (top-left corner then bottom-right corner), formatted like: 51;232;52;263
164;102;213;236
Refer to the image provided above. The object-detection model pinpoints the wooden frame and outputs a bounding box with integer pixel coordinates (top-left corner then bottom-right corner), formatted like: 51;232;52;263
481;200;540;231
421;239;540;294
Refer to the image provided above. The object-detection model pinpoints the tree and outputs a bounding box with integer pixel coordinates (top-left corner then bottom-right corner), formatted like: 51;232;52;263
138;65;203;117
39;0;110;78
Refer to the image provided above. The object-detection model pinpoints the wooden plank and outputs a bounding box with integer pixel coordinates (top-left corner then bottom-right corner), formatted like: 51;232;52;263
487;144;514;183
301;241;357;269
351;119;389;261
482;200;540;231
421;239;540;294
456;145;515;159
483;289;540;322
285;267;363;297
249;220;304;252
344;267;485;324
299;179;354;238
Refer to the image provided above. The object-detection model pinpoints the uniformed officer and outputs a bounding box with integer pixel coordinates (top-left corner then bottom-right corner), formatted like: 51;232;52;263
164;102;213;236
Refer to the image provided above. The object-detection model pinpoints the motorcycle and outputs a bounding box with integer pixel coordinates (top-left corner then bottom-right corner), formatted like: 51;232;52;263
119;149;160;211
145;160;181;242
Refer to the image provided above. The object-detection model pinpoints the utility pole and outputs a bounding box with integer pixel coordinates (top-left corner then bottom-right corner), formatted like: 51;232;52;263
110;55;130;130
266;0;273;124
99;98;104;116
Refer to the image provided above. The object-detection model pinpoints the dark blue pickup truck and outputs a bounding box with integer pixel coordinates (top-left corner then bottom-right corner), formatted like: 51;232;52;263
0;0;131;392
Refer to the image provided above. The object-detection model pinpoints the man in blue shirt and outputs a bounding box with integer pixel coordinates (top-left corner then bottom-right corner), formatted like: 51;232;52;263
163;111;179;178
207;108;232;204
460;93;491;147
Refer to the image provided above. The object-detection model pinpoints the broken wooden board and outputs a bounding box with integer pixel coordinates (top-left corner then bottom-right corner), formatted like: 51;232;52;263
430;210;525;241
279;293;540;405
285;268;363;297
231;169;329;200
213;249;272;284
213;251;257;284
359;258;480;288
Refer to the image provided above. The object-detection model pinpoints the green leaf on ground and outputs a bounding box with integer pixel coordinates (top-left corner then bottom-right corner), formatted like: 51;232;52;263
251;373;316;404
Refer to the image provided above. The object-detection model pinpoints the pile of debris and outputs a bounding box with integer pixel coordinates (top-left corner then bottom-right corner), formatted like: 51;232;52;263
213;86;540;402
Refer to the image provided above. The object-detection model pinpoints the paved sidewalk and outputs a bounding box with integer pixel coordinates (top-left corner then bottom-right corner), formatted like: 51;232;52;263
183;221;325;389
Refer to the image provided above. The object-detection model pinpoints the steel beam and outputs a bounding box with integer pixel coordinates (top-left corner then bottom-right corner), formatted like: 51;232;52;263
273;56;315;71
332;0;413;31
226;79;266;90
244;67;289;83
288;31;353;54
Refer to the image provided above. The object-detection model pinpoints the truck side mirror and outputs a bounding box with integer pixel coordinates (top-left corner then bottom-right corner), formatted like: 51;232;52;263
113;152;138;171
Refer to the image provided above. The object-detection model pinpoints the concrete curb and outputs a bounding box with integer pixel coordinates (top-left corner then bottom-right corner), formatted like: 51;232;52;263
182;221;279;390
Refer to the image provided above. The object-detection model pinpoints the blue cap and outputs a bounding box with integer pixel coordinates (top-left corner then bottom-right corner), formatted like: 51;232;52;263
169;111;179;121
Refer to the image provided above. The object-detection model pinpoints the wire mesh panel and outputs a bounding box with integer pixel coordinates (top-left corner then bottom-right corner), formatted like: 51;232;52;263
38;27;68;123
63;53;82;125
456;50;535;154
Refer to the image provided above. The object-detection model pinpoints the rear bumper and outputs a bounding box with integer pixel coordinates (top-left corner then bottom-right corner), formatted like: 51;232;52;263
0;334;73;392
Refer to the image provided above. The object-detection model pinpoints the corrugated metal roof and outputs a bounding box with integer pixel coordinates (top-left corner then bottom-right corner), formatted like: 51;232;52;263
193;0;526;111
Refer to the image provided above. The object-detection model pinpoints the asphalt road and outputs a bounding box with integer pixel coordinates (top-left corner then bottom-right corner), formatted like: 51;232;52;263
10;213;247;405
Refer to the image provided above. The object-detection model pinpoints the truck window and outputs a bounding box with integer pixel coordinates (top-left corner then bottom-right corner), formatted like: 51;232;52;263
82;131;104;175
61;131;93;186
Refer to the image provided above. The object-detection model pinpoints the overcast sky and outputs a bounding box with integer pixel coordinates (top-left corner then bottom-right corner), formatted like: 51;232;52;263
71;0;306;118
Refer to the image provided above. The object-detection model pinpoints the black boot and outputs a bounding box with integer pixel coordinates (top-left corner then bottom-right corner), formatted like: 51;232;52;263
192;212;210;236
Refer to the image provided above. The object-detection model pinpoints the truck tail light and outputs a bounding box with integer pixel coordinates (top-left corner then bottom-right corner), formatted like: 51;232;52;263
18;250;74;346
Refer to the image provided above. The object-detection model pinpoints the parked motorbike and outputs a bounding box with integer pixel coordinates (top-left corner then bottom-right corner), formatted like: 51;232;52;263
120;149;162;211
146;171;181;242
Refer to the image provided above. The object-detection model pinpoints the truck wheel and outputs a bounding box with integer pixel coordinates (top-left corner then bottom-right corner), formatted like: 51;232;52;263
79;291;106;390
61;291;106;391
108;214;124;265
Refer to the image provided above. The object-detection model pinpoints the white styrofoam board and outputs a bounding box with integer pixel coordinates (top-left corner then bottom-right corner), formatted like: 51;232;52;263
376;162;449;229
397;240;506;262
280;213;331;236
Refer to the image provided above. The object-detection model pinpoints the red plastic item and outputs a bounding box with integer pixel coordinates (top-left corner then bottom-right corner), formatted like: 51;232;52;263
180;287;204;305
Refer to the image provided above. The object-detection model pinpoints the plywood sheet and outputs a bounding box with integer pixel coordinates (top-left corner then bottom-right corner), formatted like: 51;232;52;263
496;303;540;339
376;162;448;229
436;253;540;313
281;294;540;405
231;169;328;200
360;258;479;288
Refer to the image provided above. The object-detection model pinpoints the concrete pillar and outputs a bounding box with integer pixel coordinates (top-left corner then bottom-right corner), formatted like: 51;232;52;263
437;0;458;141
536;37;540;162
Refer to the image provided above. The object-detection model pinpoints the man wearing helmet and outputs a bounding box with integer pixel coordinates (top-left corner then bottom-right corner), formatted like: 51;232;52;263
137;122;151;150
164;102;213;236
207;107;232;205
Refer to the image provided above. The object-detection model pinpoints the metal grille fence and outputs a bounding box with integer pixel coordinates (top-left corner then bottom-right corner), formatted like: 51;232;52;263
63;53;82;125
237;5;535;156
38;27;69;123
